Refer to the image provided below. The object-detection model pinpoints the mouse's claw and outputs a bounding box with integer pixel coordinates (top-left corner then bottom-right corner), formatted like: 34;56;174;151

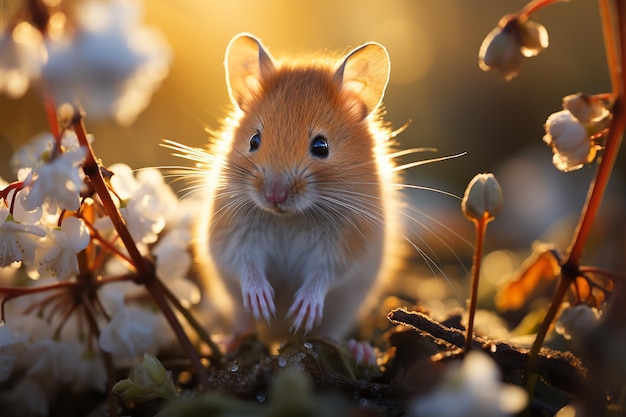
347;339;378;367
242;276;276;323
287;289;324;334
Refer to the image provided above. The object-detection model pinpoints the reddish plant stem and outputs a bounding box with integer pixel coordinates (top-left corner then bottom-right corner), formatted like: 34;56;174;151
527;0;626;379
464;215;488;353
81;294;118;417
0;282;77;322
598;0;626;327
519;0;568;20
81;218;133;266
599;0;620;94
525;271;571;395
579;265;626;282
144;278;211;387
566;107;624;266
0;181;25;209
71;109;211;388
43;93;63;156
155;279;222;367
72;114;150;279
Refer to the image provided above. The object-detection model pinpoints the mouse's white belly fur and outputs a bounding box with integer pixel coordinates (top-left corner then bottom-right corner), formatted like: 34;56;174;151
202;211;385;342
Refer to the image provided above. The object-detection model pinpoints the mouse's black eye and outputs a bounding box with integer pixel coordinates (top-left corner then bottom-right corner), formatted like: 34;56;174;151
310;135;329;158
249;132;261;152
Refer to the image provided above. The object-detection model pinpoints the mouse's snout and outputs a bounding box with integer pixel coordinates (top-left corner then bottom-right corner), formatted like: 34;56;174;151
252;170;310;214
264;178;289;204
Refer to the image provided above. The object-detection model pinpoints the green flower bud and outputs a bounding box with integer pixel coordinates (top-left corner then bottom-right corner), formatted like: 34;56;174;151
112;352;177;406
462;173;503;222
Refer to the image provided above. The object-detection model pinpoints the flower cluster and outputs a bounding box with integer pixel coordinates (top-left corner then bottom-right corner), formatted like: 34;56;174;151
0;1;214;414
0;124;198;414
0;0;171;125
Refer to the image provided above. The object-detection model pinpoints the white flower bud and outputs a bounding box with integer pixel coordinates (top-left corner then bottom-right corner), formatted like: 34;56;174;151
479;17;548;81
555;303;600;341
462;173;503;222
479;21;524;81
562;93;610;124
543;110;595;172
519;19;549;57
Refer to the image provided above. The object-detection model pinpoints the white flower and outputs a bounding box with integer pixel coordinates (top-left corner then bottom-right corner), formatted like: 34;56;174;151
153;233;198;306
98;164;167;244
99;306;160;361
152;229;199;307
121;191;166;244
135;167;180;224
543;110;595;172
153;229;191;281
0;206;46;267
25;147;86;212
70;351;107;393
555;303;601;341
36;216;89;280
24;339;79;385
0;22;46;99
10;191;43;228
410;351;527;417
9;131;84;175
108;162;140;199
43;0;172;125
9;133;54;173
0;323;27;382
0;376;49;417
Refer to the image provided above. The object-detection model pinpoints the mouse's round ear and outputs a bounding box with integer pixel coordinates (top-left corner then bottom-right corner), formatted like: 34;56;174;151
224;33;276;110
334;42;390;118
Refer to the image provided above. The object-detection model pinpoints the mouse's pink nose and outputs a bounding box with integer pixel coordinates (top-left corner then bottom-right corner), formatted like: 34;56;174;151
265;180;288;203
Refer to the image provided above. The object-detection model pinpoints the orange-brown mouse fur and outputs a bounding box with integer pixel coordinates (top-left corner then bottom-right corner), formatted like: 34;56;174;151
194;33;404;345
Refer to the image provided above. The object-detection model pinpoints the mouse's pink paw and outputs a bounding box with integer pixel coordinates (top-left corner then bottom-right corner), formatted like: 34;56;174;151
286;289;324;334
347;339;378;367
242;279;276;323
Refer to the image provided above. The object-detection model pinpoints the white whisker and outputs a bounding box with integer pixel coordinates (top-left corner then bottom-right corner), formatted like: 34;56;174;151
395;184;462;200
392;152;466;172
387;147;438;159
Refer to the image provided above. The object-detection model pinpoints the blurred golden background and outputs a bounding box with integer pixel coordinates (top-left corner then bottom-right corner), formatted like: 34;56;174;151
1;0;624;272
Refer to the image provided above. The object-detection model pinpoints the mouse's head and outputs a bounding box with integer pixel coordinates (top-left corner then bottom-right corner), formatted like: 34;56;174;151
221;33;391;217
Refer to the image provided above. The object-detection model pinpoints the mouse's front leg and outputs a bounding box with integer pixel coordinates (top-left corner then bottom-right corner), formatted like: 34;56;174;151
286;270;331;334
240;262;276;323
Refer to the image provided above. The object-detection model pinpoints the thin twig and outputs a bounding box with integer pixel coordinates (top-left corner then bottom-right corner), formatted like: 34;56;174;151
155;279;223;367
143;279;211;389
388;308;594;399
464;215;487;352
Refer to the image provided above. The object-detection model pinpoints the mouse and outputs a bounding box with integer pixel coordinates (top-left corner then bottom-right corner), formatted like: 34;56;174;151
192;33;405;345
